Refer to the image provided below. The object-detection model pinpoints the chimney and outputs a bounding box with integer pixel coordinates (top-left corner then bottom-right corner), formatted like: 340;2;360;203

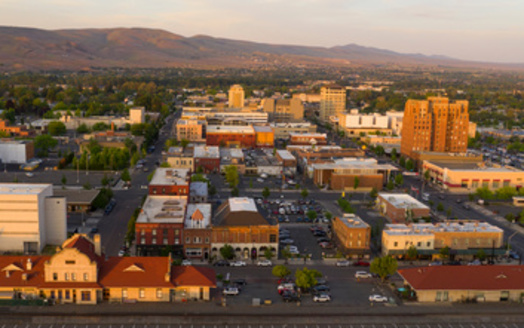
111;122;115;132
165;253;172;282
5;271;10;278
94;234;102;256
22;273;27;281
26;258;32;271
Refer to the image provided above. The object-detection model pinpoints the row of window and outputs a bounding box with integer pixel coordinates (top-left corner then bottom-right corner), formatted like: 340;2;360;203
121;288;163;299
52;272;89;281
50;290;91;301
144;229;181;236
393;238;491;248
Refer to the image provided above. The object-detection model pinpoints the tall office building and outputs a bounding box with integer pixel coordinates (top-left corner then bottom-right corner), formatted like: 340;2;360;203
228;84;245;108
262;98;304;121
400;97;469;159
319;84;346;121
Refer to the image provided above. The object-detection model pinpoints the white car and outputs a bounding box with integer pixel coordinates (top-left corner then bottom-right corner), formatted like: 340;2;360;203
223;287;240;296
181;260;192;266
25;172;34;177
336;260;351;267
230;260;247;267
257;259;273;267
257;178;265;183
355;271;372;279
369;294;388;302
313;294;331;302
118;250;125;257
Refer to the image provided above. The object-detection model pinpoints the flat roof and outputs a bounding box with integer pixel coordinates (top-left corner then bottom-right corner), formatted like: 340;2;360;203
313;158;398;171
53;189;100;205
206;125;255;134
384;221;502;235
0;140;31;145
194;146;219;159
253;126;273;133
427;160;523;173
379;193;429;210
270;123;314;128
190;182;208;197
150;168;190;186
136;195;187;224
337;214;370;229
289;133;327;138
276;150;295;161
185;204;212;229
228;197;258;212
0;183;50;195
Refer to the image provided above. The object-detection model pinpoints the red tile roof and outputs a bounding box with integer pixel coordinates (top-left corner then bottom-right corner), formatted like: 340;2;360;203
399;266;524;291
98;257;173;288
63;235;103;265
0;256;48;287
172;266;216;287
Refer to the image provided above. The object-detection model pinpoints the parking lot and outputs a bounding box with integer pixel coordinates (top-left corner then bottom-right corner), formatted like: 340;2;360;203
213;265;391;307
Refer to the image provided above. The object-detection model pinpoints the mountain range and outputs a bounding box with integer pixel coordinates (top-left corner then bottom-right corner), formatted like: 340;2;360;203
0;26;520;71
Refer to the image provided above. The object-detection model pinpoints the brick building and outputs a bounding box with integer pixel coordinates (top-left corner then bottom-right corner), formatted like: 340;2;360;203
135;195;187;256
401;97;469;159
206;125;256;148
0;120;33;137
183;204;212;260
332;214;371;256
193;146;220;173
148;168;190;196
289;133;328;146
253;125;274;148
377;193;430;223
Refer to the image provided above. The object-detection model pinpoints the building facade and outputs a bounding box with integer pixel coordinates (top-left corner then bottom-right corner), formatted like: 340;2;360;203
228;85;245;108
262;98;304;121
184;204;212;260
0;140;34;164
193;146;220;173
376;193;431;223
319;84;346;122
175;119;206;142
206;125;256;148
401;97;469;159
148;168;190;196
332;214;371;255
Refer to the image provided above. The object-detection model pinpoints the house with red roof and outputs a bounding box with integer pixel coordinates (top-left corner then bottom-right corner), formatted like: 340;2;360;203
0;234;216;304
399;265;524;303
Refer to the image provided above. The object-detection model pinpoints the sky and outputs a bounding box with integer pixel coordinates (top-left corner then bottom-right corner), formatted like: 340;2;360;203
1;0;523;63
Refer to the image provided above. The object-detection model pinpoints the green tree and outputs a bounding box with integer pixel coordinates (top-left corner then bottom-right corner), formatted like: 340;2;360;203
390;148;397;161
395;174;404;187
406;245;418;260
47;121;66;136
1;108;15;124
281;246;292;264
231;186;239;197
353;177;360;190
76;123;90;134
307;210;317;221
92;122;110;131
301;188;309;200
446;207;453;218
505;213;515;222
476;186;494;200
423;170;430;181
399;157;406;168
34;134;58;156
180;139;190;149
220;244;235;260
101;174;110;188
428;200;434;208
370;256;398;282
61;174;67;187
262;187;270;199
325;212;333;220
272;265;291;278
405;159;414;172
439;246;450;260
225;165;239;188
160;162;170;168
476;249;487;261
386;180;394;190
369;187;378;199
294;267;322;292
209;184;217;196
437;202;444;212
121;168;131;183
264;247;274;260
468;193;475;202
495;186;518;200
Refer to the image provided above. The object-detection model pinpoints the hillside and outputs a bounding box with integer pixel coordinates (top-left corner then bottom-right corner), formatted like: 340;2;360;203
0;26;520;71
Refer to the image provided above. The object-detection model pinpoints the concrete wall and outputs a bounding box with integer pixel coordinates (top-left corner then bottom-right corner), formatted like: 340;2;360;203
44;196;67;246
0;142;31;164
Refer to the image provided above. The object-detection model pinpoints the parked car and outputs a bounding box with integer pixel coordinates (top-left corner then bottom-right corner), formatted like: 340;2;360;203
313;294;331;302
428;261;442;266
229;260;247;267
316;237;330;243
313;230;327;237
280;238;294;245
181;260;192;266
282;290;301;302
336;260;351;267
118;250;125;257
223;287;240;296
355;271;372;279
257;259;273;267
319;242;334;249
213;260;230;267
312;285;330;294
353;260;370;267
369;294;388;302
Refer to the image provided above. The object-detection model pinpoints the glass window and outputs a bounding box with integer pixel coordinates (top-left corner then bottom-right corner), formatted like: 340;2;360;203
65;290;70;299
139;289;145;298
157;289;163;299
53;273;58;281
71;273;76;281
152;229;157;236
122;289;128;298
64;273;69;281
84;273;89;281
81;291;91;301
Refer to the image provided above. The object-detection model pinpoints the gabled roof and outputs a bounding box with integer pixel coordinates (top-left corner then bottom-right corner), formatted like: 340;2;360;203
0;256;48;287
63;234;103;265
172;266;216;287
98;257;173;288
399;266;524;291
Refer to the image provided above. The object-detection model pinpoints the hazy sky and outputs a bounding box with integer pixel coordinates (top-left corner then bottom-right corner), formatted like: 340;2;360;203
1;0;523;63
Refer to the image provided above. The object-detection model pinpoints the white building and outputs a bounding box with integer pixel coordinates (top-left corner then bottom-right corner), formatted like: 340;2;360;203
129;107;145;124
0;140;34;164
0;184;67;254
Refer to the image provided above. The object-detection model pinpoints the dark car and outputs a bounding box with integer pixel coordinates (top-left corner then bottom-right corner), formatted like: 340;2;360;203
213;260;230;267
353;260;370;267
446;260;461;266
312;285;330;294
104;204;113;215
90;227;99;234
456;199;463;204
282;290;301;303
313;230;327;237
317;237;330;243
438;194;445;200
233;278;247;286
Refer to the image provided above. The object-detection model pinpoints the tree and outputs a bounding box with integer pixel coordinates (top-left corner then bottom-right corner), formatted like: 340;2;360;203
505;213;515;222
476;187;494;200
272;265;291;278
48;121;66;136
390;148;397;161
225;165;239;188
301;188;309;199
394;174;404;187
264;247;274;260
369;187;378;199
92;122;110;131
325;212;333;220
307;210;317;221
121;168;131;183
495;186;518;200
220;244;235;260
476;249;487;262
262;187;270;199
294;267;322;292
209;185;217;196
423;170;430;181
180;139;190;149
61;174;67;187
101;174;110;188
370;256;398;282
437;202;444;212
76;123;90;134
446;207;453;218
281;246;292;264
439;246;450;260
34;134;58;157
399;157;406;168
353;176;360;190
468;193;475;202
406;245;418;260
386;180;394;190
231;186;239;197
405;159;414;172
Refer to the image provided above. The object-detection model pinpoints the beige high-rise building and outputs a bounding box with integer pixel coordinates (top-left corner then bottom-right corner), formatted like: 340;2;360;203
262;98;304;121
319;84;346;122
400;97;469;159
228;84;245;108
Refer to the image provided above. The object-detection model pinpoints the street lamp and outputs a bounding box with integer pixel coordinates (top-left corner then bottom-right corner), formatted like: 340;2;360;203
507;231;518;254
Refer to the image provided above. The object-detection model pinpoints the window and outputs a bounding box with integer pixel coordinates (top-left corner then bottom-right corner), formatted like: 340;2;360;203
175;238;180;244
65;260;75;265
270;234;276;243
174;229;180;235
50;291;55;299
205;237;209;243
139;289;145;298
58;290;62;299
84;273;89;281
53;273;58;281
64;273;69;281
71;273;76;281
472;181;479;188
194;237;201;243
156;289;163;299
81;291;91;301
65;290;70;299
141;229;145;235
163;238;168;245
122;289;128;299
427;242;431;247
152;229;157;236
394;242;398;247
152;238;157;245
493;181;500;189
417;242;421;247
186;237;191;244
163;229;168;236
503;180;510;187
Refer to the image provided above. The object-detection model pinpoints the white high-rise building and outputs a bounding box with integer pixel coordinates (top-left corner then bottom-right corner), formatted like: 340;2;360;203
228;85;245;108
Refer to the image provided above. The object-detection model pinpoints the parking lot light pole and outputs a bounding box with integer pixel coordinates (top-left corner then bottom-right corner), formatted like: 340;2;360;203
507;231;518;254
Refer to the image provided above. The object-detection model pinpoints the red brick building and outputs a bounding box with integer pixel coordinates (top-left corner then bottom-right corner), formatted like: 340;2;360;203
289;133;328;146
183;204;212;260
193;146;220;173
135;195;187;256
377;193;430;223
206;125;256;148
148;168;190;196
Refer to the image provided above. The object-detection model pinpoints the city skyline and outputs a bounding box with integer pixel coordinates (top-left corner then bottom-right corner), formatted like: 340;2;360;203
0;0;523;63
